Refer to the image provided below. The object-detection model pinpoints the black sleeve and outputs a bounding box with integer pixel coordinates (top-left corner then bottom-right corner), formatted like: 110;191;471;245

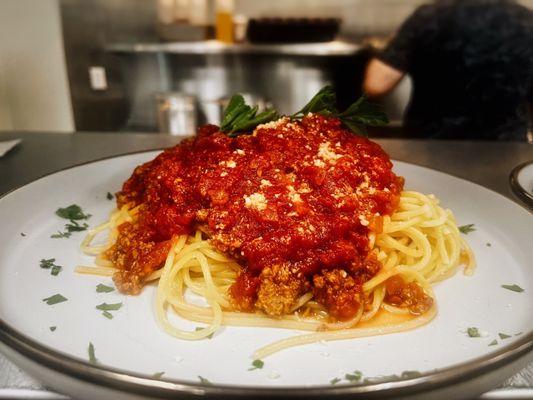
377;5;429;73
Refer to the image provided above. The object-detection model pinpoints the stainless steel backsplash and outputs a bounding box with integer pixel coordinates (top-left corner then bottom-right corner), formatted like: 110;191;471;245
59;0;532;132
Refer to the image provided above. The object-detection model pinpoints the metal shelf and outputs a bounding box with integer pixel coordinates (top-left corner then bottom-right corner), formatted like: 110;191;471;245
105;40;361;57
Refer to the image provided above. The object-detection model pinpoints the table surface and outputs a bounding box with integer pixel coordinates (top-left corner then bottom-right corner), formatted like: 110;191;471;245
0;131;532;399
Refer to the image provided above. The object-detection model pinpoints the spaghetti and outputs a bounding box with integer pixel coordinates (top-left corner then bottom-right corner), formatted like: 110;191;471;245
80;190;474;358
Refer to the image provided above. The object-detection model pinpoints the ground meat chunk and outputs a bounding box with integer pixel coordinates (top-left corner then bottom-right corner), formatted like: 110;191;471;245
312;269;362;321
255;264;309;316
384;275;433;315
113;271;143;295
107;222;170;294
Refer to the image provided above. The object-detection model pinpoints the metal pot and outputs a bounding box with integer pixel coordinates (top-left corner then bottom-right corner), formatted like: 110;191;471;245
154;92;198;136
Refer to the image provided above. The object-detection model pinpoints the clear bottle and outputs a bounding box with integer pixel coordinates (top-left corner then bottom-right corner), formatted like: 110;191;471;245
215;0;234;43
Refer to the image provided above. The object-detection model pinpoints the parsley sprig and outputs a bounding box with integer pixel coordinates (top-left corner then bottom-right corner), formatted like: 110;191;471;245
220;95;279;136
220;86;388;137
293;86;388;136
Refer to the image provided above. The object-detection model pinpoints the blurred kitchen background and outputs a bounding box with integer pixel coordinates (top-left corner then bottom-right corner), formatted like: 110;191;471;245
0;0;531;136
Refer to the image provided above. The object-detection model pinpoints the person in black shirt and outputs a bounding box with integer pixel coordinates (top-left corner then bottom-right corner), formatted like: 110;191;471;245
363;0;533;140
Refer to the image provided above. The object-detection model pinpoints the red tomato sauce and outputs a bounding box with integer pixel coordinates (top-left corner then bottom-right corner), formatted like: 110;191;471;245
112;114;403;318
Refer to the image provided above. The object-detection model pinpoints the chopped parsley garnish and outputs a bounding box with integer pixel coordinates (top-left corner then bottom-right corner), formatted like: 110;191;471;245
52;205;91;238
362;371;421;384
56;204;91;221
65;220;89;232
96;302;122;311
501;284;524;293
345;370;363;382
152;372;165;379
51;231;71;239
220;86;387;137
40;258;63;277
488;340;498;346
248;359;264;371
96;302;121;319
498;333;511;340
20;232;26;237
51;220;89;239
330;377;341;385
42;294;68;305
88;342;98;364
467;327;481;337
96;284;115;293
106;192;114;200
195;327;214;339
49;326;57;332
458;224;476;234
40;258;56;269
198;376;212;385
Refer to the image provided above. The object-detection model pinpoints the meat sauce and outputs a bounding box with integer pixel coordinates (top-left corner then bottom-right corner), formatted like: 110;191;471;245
112;114;406;320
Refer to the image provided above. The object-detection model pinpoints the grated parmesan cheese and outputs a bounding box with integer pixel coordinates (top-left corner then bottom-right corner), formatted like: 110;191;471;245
313;158;326;168
244;193;267;211
287;185;302;203
256;117;288;131
318;142;342;162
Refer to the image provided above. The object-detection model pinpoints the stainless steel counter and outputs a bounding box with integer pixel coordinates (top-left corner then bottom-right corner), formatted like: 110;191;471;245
105;40;362;56
0;131;532;399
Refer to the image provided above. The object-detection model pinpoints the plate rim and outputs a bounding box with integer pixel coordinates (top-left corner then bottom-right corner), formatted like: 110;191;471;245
509;160;533;210
1;149;532;398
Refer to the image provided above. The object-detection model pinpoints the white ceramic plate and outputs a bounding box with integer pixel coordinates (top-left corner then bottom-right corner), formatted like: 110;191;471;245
0;151;532;400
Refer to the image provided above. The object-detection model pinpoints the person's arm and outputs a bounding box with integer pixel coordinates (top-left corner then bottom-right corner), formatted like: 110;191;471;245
363;5;428;98
363;58;405;98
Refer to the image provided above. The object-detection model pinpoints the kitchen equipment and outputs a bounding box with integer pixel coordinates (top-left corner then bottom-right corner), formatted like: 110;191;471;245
155;92;197;136
247;18;341;44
